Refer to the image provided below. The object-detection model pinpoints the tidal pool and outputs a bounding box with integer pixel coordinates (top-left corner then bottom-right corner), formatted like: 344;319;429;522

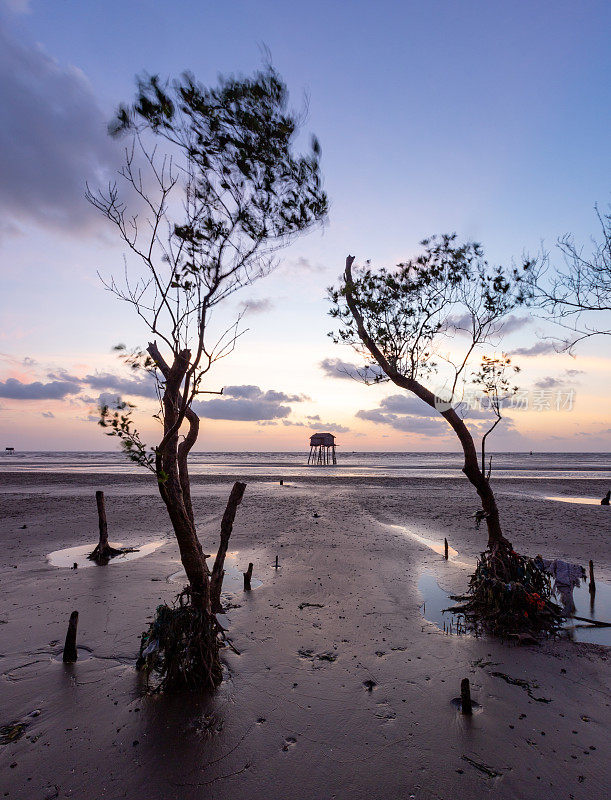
167;552;263;591
47;540;166;569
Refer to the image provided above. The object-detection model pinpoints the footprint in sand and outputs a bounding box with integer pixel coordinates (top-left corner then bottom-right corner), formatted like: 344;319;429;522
282;736;297;751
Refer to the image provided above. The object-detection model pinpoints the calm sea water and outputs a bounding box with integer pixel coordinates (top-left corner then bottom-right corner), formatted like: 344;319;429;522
1;451;610;480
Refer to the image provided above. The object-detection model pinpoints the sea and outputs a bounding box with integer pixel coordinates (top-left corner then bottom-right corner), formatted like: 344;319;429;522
1;451;610;481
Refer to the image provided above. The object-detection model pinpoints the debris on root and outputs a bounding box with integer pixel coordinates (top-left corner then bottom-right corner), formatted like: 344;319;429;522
136;587;224;692
451;542;565;638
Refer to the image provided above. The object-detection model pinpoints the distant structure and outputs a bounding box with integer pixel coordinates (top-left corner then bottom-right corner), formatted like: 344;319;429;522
308;433;337;465
5;447;14;455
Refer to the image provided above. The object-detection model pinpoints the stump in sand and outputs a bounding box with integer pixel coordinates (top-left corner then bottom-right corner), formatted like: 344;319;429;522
460;678;472;715
89;491;137;564
244;562;254;591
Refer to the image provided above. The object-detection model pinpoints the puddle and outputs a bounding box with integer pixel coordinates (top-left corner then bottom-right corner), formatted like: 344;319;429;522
450;696;483;714
418;573;468;636
47;540;165;569
565;580;611;645
545;495;609;506
387;523;464;560
418;571;611;645
167;552;263;592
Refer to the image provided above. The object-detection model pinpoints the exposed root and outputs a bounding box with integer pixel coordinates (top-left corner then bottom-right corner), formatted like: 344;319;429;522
88;543;138;565
136;587;223;692
454;541;565;638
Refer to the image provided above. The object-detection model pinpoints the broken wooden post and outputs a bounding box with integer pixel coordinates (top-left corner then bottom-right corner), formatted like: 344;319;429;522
460;678;472;715
62;611;79;663
589;560;596;595
89;490;113;563
96;490;108;549
280;479;283;486
444;538;449;560
210;481;246;612
244;562;253;591
274;555;279;569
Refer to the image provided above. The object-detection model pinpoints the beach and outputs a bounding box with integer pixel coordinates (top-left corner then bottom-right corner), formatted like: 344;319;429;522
0;463;609;799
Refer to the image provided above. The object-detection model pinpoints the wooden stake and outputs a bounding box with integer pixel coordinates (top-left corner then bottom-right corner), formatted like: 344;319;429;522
244;562;253;591
280;479;283;486
444;538;449;560
589;560;596;595
62;611;79;663
95;491;108;549
460;678;472;715
274;555;279;569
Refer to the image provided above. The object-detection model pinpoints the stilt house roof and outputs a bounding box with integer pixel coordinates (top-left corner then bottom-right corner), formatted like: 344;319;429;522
309;432;336;446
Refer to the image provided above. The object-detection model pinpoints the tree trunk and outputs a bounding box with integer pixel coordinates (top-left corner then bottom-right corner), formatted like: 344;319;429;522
154;347;210;608
343;256;510;551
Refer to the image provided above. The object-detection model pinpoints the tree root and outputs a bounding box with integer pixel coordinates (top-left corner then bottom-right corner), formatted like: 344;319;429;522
458;542;565;638
88;543;138;565
136;587;223;692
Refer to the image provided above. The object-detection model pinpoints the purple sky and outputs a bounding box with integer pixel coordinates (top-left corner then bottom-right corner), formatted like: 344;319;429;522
0;0;609;451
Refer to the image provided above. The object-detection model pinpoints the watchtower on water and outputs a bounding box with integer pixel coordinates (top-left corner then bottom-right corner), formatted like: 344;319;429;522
308;433;337;465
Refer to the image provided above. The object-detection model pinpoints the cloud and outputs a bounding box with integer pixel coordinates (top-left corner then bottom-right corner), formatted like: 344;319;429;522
445;313;530;337
223;385;305;403
282;256;325;273
311;421;350;434
512;341;557;356
284;418;350;433
238;298;274;315
84;371;158;398
193;384;305;421
0;377;81;399
356;392;500;437
356;407;447;436
533;376;564;389
376;393;496;420
195;399;291;421
0;21;119;235
41;411;55;418
47;369;83;383
379;395;437;416
499;315;531;335
319;357;384;382
565;369;585;377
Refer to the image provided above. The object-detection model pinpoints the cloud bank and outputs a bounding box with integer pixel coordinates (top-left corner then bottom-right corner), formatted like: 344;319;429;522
0;20;119;235
193;385;306;421
0;377;81;399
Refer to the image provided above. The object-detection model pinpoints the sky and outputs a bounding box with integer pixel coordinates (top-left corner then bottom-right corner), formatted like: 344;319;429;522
0;0;610;452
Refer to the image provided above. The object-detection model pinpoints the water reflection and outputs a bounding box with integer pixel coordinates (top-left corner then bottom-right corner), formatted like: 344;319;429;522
47;540;165;569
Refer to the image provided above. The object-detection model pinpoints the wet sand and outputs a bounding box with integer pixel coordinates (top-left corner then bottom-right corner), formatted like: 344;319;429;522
0;472;609;799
